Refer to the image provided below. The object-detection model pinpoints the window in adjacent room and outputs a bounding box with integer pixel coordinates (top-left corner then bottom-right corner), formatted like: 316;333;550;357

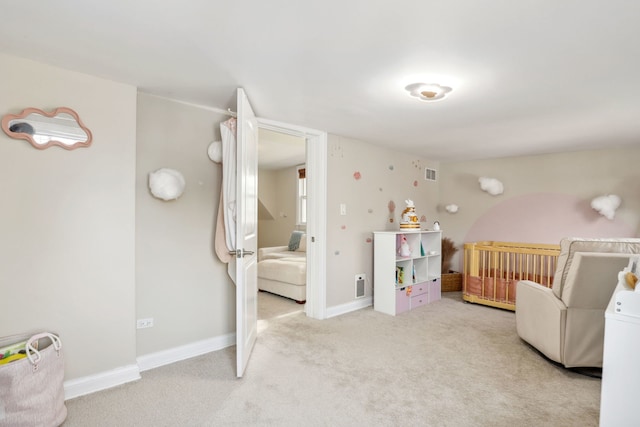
296;165;307;226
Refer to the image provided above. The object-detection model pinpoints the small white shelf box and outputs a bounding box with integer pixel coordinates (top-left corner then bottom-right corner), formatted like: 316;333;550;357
373;230;442;316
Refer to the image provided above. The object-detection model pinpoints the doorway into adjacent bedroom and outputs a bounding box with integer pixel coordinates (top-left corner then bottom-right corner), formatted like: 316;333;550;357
256;128;308;324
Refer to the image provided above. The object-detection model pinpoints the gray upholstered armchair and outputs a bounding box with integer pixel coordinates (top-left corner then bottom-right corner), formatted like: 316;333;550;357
516;238;640;368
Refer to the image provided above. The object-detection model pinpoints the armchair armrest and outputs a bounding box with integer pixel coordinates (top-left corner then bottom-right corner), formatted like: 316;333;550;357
258;246;289;262
516;280;567;364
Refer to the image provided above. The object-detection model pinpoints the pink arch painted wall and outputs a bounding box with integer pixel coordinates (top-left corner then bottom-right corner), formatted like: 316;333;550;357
464;193;635;244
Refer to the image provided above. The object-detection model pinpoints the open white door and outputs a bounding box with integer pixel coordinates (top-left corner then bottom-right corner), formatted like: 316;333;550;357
235;88;259;377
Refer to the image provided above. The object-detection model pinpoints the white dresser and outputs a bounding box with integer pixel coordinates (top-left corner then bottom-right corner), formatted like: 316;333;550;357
600;262;640;426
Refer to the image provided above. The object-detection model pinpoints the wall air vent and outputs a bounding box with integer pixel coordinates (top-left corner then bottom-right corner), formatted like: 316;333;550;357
355;274;366;298
424;168;437;182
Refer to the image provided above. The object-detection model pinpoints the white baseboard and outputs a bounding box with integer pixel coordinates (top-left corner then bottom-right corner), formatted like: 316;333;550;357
136;333;236;372
63;333;236;400
64;364;141;400
326;296;372;318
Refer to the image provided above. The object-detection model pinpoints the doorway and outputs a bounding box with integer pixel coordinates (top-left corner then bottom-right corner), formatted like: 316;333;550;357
256;128;307;320
257;118;327;320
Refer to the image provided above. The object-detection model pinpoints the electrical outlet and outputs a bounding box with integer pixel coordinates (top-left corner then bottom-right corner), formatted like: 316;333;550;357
137;318;154;329
355;274;366;298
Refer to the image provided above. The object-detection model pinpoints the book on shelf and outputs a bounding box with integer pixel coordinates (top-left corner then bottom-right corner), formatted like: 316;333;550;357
396;266;404;285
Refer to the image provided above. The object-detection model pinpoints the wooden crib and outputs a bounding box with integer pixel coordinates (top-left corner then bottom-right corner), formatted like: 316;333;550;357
463;241;561;311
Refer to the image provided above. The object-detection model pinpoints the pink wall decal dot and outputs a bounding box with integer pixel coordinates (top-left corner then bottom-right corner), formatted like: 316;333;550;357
341;225;346;230
420;215;427;222
366;238;372;243
353;171;361;180
413;180;418;187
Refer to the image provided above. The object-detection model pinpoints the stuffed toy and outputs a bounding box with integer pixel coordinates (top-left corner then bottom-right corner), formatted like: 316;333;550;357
625;271;638;290
398;234;411;257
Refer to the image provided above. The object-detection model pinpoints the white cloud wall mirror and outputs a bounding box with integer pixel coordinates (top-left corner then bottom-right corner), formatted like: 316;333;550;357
1;107;92;150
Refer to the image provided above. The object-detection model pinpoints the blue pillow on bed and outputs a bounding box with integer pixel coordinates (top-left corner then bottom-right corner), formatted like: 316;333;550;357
288;231;305;251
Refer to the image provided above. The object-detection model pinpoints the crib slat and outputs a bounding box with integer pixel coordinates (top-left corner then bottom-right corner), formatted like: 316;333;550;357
463;241;560;311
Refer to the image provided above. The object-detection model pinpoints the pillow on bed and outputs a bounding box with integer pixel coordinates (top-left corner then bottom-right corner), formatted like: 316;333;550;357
288;230;305;251
296;235;307;252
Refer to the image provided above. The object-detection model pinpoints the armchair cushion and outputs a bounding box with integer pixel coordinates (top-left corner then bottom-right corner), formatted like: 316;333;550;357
553;238;640;298
561;252;631;308
516;280;567;363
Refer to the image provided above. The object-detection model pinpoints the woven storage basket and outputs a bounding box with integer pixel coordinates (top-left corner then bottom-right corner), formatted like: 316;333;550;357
441;272;462;292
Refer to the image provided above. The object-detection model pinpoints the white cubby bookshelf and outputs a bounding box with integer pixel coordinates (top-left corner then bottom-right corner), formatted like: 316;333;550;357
373;230;442;316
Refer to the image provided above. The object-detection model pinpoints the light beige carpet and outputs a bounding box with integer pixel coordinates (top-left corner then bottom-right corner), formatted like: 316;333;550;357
63;292;600;426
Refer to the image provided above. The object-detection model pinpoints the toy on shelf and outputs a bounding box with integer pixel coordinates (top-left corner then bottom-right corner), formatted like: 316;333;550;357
398;234;412;257
400;199;421;229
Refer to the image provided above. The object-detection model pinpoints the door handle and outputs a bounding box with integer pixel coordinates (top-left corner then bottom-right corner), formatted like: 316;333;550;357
229;249;255;258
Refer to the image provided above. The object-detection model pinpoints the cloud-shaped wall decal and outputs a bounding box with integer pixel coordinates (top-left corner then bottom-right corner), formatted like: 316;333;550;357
445;204;459;213
479;177;504;196
208;141;222;163
149;168;186;201
590;194;621;220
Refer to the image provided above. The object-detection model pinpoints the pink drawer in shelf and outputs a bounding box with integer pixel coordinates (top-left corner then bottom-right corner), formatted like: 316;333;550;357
428;278;441;303
410;294;429;309
411;283;428;296
396;287;411;314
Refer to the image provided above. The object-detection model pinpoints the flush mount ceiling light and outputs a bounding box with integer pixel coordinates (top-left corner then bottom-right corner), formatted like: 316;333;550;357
405;82;452;102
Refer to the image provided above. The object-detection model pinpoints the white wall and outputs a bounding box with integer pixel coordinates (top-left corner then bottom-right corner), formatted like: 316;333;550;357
325;135;440;307
258;169;278;222
258;166;299;248
0;53;137;380
135;94;235;356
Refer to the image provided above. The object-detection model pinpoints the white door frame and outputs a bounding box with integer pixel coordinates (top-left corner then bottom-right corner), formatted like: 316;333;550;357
257;117;327;320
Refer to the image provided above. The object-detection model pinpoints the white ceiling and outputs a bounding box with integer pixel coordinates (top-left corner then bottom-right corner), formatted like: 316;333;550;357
258;129;305;170
1;1;639;162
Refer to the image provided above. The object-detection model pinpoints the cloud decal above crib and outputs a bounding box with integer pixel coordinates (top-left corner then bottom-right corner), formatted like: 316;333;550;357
590;194;621;220
479;177;504;196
